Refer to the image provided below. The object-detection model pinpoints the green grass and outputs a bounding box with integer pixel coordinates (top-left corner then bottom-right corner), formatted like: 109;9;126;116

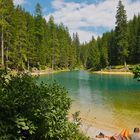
111;65;125;69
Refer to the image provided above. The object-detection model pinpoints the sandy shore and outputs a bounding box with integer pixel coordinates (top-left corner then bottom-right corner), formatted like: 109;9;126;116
80;122;113;140
68;113;135;140
68;115;119;140
31;68;70;76
93;71;133;75
77;118;134;140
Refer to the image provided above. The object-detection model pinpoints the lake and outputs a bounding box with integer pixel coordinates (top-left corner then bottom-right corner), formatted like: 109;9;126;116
39;70;140;132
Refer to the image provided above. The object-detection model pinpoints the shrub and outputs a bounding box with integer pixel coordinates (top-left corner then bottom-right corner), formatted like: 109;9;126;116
0;71;89;140
132;65;140;81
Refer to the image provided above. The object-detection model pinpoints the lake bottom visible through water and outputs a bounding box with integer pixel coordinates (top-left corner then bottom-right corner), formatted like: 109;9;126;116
39;71;140;133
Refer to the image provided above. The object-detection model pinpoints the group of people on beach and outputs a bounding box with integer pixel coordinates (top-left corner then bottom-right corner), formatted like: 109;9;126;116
96;127;140;140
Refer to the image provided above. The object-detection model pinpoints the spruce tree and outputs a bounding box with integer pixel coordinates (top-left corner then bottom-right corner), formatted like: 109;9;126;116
47;16;56;69
97;34;109;68
0;0;5;67
25;12;36;70
0;0;14;67
72;33;80;66
86;37;100;70
12;6;28;70
115;0;128;66
80;43;89;68
34;3;47;68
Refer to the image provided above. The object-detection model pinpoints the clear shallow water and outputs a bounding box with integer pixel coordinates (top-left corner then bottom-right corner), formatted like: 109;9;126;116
39;71;140;131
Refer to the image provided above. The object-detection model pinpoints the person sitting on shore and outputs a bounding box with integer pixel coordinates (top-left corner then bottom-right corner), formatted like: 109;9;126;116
130;128;140;140
96;129;130;140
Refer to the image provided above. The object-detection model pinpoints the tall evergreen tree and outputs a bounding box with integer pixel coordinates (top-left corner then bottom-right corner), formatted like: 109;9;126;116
12;6;28;70
115;0;128;66
25;12;36;70
86;37;100;70
72;33;80;66
47;16;57;69
0;0;14;67
97;35;109;68
34;3;47;68
0;0;5;66
80;43;89;68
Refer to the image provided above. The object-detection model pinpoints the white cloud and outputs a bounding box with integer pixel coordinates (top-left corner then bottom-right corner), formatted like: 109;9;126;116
13;0;25;5
70;29;98;44
51;0;65;10
45;0;140;43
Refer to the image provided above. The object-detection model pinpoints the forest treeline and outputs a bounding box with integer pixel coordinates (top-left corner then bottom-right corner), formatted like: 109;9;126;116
0;1;80;70
81;1;140;70
0;0;140;71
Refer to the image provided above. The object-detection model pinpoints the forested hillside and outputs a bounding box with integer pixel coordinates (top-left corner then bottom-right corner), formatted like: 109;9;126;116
81;1;140;70
0;0;81;71
0;0;140;71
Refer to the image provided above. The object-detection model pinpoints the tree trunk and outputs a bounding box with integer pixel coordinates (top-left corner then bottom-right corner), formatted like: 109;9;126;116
124;59;126;67
124;57;128;70
52;43;54;70
27;59;30;71
6;46;8;69
52;57;54;70
1;26;4;66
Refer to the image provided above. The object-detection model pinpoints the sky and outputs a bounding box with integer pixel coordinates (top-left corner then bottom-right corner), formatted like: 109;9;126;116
13;0;140;43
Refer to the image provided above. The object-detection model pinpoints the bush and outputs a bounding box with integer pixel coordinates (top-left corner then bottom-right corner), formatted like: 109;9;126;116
0;71;89;140
132;65;140;81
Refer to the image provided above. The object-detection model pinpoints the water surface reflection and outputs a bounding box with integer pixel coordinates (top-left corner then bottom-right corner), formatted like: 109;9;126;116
39;71;140;130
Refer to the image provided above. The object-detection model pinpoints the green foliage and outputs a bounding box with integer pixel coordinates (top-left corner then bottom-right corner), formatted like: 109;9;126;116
80;44;88;68
0;72;89;140
73;33;81;66
132;65;140;81
127;15;140;64
72;111;81;126
115;0;128;65
86;38;100;70
82;0;140;70
0;1;78;71
0;0;14;67
1;0;140;73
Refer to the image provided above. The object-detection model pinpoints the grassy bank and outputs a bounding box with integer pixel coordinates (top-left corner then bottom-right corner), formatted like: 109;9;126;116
90;65;136;75
93;71;133;75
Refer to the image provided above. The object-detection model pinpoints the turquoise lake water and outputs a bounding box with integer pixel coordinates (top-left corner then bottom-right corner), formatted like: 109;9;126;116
39;71;140;131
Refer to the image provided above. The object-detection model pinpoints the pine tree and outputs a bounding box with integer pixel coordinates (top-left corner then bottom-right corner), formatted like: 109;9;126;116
97;35;109;68
47;16;57;69
126;14;140;64
34;3;47;69
25;12;36;70
80;43;89;68
72;33;81;67
12;6;28;70
0;0;14;68
115;0;128;66
86;37;100;70
0;0;5;67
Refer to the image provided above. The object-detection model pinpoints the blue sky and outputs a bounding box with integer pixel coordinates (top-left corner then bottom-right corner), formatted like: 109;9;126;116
14;0;140;43
14;0;105;15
